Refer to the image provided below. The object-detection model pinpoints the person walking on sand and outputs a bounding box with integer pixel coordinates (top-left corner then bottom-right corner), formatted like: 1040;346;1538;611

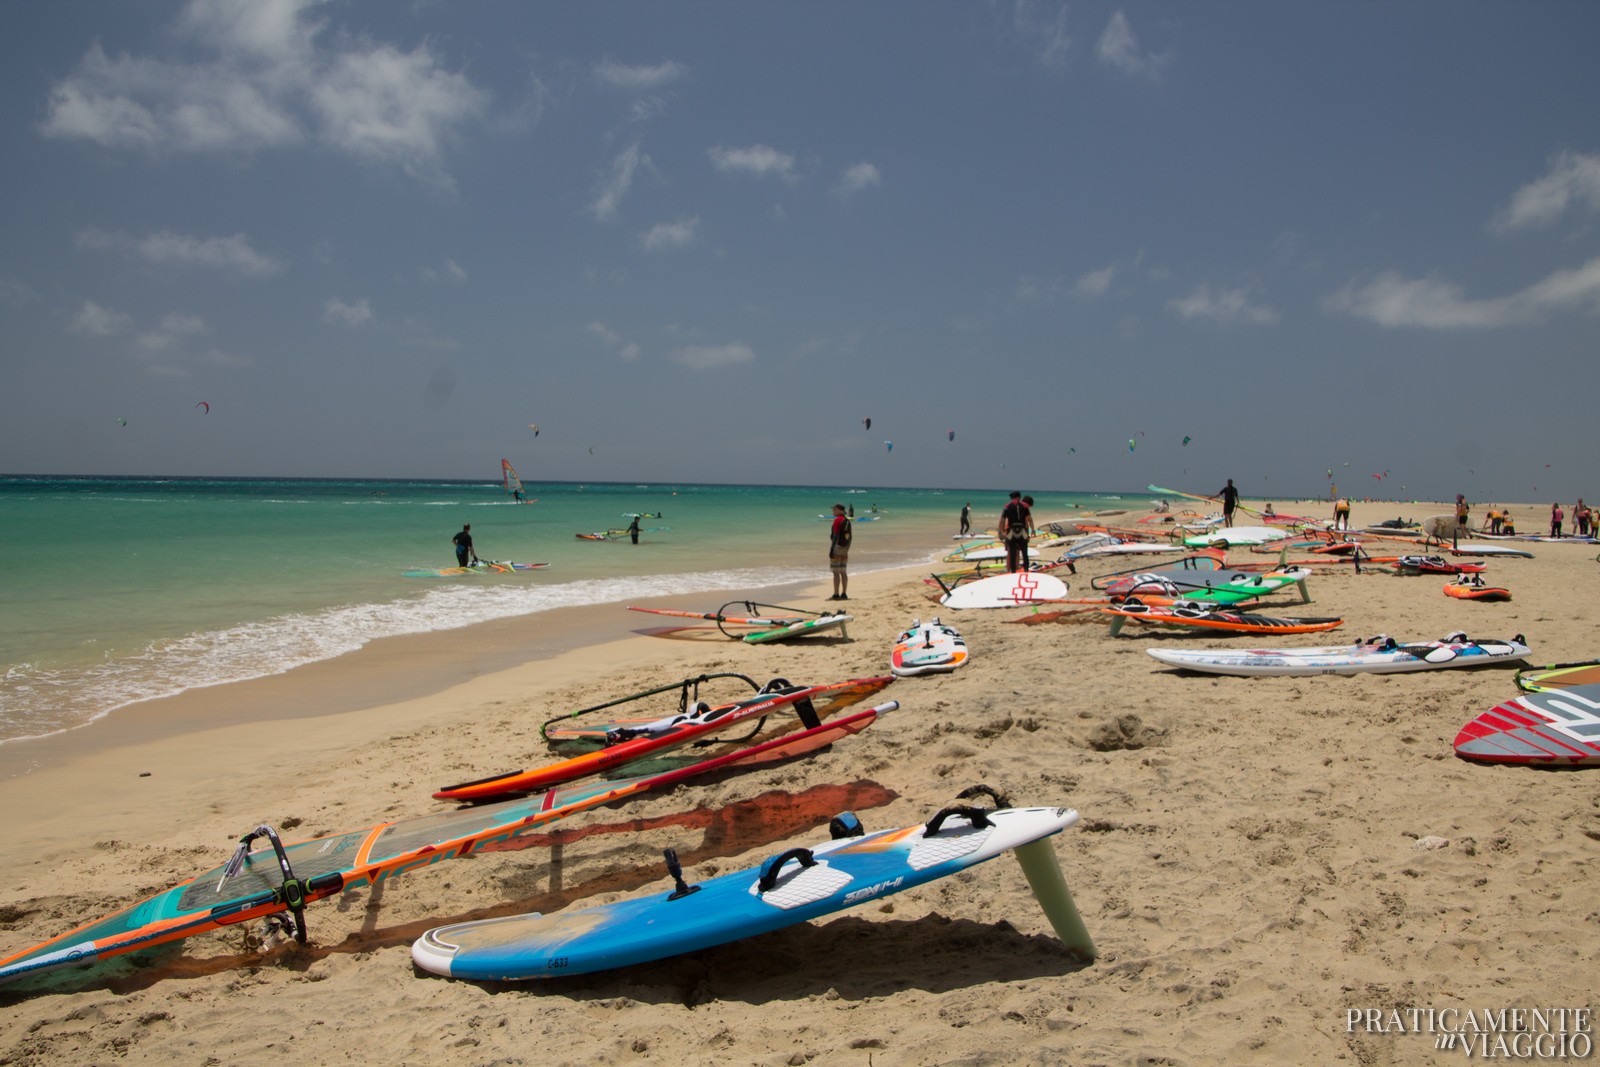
828;503;852;600
1218;479;1240;527
959;502;971;537
1000;492;1030;573
452;523;480;567
1333;496;1351;531
1550;502;1564;538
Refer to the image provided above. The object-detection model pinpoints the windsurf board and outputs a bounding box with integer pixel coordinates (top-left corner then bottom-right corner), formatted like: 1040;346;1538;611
890;619;969;676
1146;633;1530;676
938;570;1068;609
404;561;550;578
412;800;1093;981
743;613;852;644
1453;685;1600;766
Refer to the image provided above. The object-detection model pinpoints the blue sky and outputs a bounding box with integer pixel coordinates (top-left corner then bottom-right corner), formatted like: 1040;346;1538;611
2;0;1597;502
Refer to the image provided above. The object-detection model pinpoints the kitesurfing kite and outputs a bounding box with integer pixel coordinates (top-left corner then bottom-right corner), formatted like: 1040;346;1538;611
884;440;893;452
529;423;540;437
1182;435;1191;446
195;401;209;414
862;417;872;431
947;430;955;442
1128;438;1137;452
116;417;127;427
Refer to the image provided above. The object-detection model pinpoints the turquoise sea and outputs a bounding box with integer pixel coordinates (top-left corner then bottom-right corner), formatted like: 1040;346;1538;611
0;475;1145;746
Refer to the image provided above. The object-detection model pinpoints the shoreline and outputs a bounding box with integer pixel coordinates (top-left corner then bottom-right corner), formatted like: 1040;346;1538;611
3;498;1596;1066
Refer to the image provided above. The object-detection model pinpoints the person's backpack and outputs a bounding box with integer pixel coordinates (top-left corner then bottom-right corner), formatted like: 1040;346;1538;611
837;518;852;548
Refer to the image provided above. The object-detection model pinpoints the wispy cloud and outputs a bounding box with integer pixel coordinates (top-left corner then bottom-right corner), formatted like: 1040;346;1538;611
640;216;699;252
708;144;798;182
419;258;468;283
672;341;754;370
835;162;881;200
1006;0;1072;68
69;300;133;336
591;141;647;221
137;312;207;352
593;57;687;91
1327;257;1600;328
1168;283;1277;325
77;227;283;276
40;0;489;188
1490;150;1600;233
586;320;640;360
1074;265;1116;298
1097;10;1170;79
323;297;373;326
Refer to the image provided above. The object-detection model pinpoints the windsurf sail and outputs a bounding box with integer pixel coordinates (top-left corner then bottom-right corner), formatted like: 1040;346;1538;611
501;459;525;500
0;703;894;987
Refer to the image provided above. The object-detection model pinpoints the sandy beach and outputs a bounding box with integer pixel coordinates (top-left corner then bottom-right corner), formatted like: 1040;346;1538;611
1;499;1596;1066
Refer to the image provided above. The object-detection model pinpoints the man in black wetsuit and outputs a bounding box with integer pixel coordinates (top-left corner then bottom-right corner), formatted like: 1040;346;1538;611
452;523;479;566
1000;492;1030;573
1218;479;1240;528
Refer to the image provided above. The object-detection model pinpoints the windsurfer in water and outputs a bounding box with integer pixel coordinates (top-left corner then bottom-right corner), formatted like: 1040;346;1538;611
453;523;480;567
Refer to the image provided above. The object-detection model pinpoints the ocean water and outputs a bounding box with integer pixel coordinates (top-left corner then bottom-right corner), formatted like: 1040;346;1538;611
0;475;1140;745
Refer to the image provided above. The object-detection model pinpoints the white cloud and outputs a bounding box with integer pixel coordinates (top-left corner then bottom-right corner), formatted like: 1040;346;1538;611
40;0;488;187
1491;150;1600;233
1074;265;1116;298
69;300;133;336
593;58;686;91
1097;10;1170;79
323;297;372;326
1168;284;1277;325
1327;257;1600;328
591;141;647;221
1007;0;1072;68
420;258;468;283
708;144;798;182
640;216;699;252
835;162;881;199
137;312;208;351
673;342;754;370
309;43;487;189
77;227;283;276
586;320;640;360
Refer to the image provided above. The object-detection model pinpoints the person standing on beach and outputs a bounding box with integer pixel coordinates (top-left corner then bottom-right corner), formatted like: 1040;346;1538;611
1550;502;1564;538
1218;479;1239;527
959;502;971;536
452;523;480;567
828;503;851;600
1576;499;1591;538
1333;496;1351;531
1000;492;1030;573
627;515;641;545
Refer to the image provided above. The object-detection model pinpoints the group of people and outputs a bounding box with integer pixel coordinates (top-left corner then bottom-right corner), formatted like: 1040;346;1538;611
1545;499;1591;538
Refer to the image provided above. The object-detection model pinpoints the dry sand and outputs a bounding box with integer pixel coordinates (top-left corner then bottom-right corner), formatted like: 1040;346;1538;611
1;500;1596;1066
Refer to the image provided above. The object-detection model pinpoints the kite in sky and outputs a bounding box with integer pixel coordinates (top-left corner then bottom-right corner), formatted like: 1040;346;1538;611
195;401;209;414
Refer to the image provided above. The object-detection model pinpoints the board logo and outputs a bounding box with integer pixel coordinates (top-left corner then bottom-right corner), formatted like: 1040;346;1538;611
844;876;904;904
1525;691;1600;742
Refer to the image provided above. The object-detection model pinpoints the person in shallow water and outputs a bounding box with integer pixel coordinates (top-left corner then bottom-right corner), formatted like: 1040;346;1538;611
452;523;479;567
